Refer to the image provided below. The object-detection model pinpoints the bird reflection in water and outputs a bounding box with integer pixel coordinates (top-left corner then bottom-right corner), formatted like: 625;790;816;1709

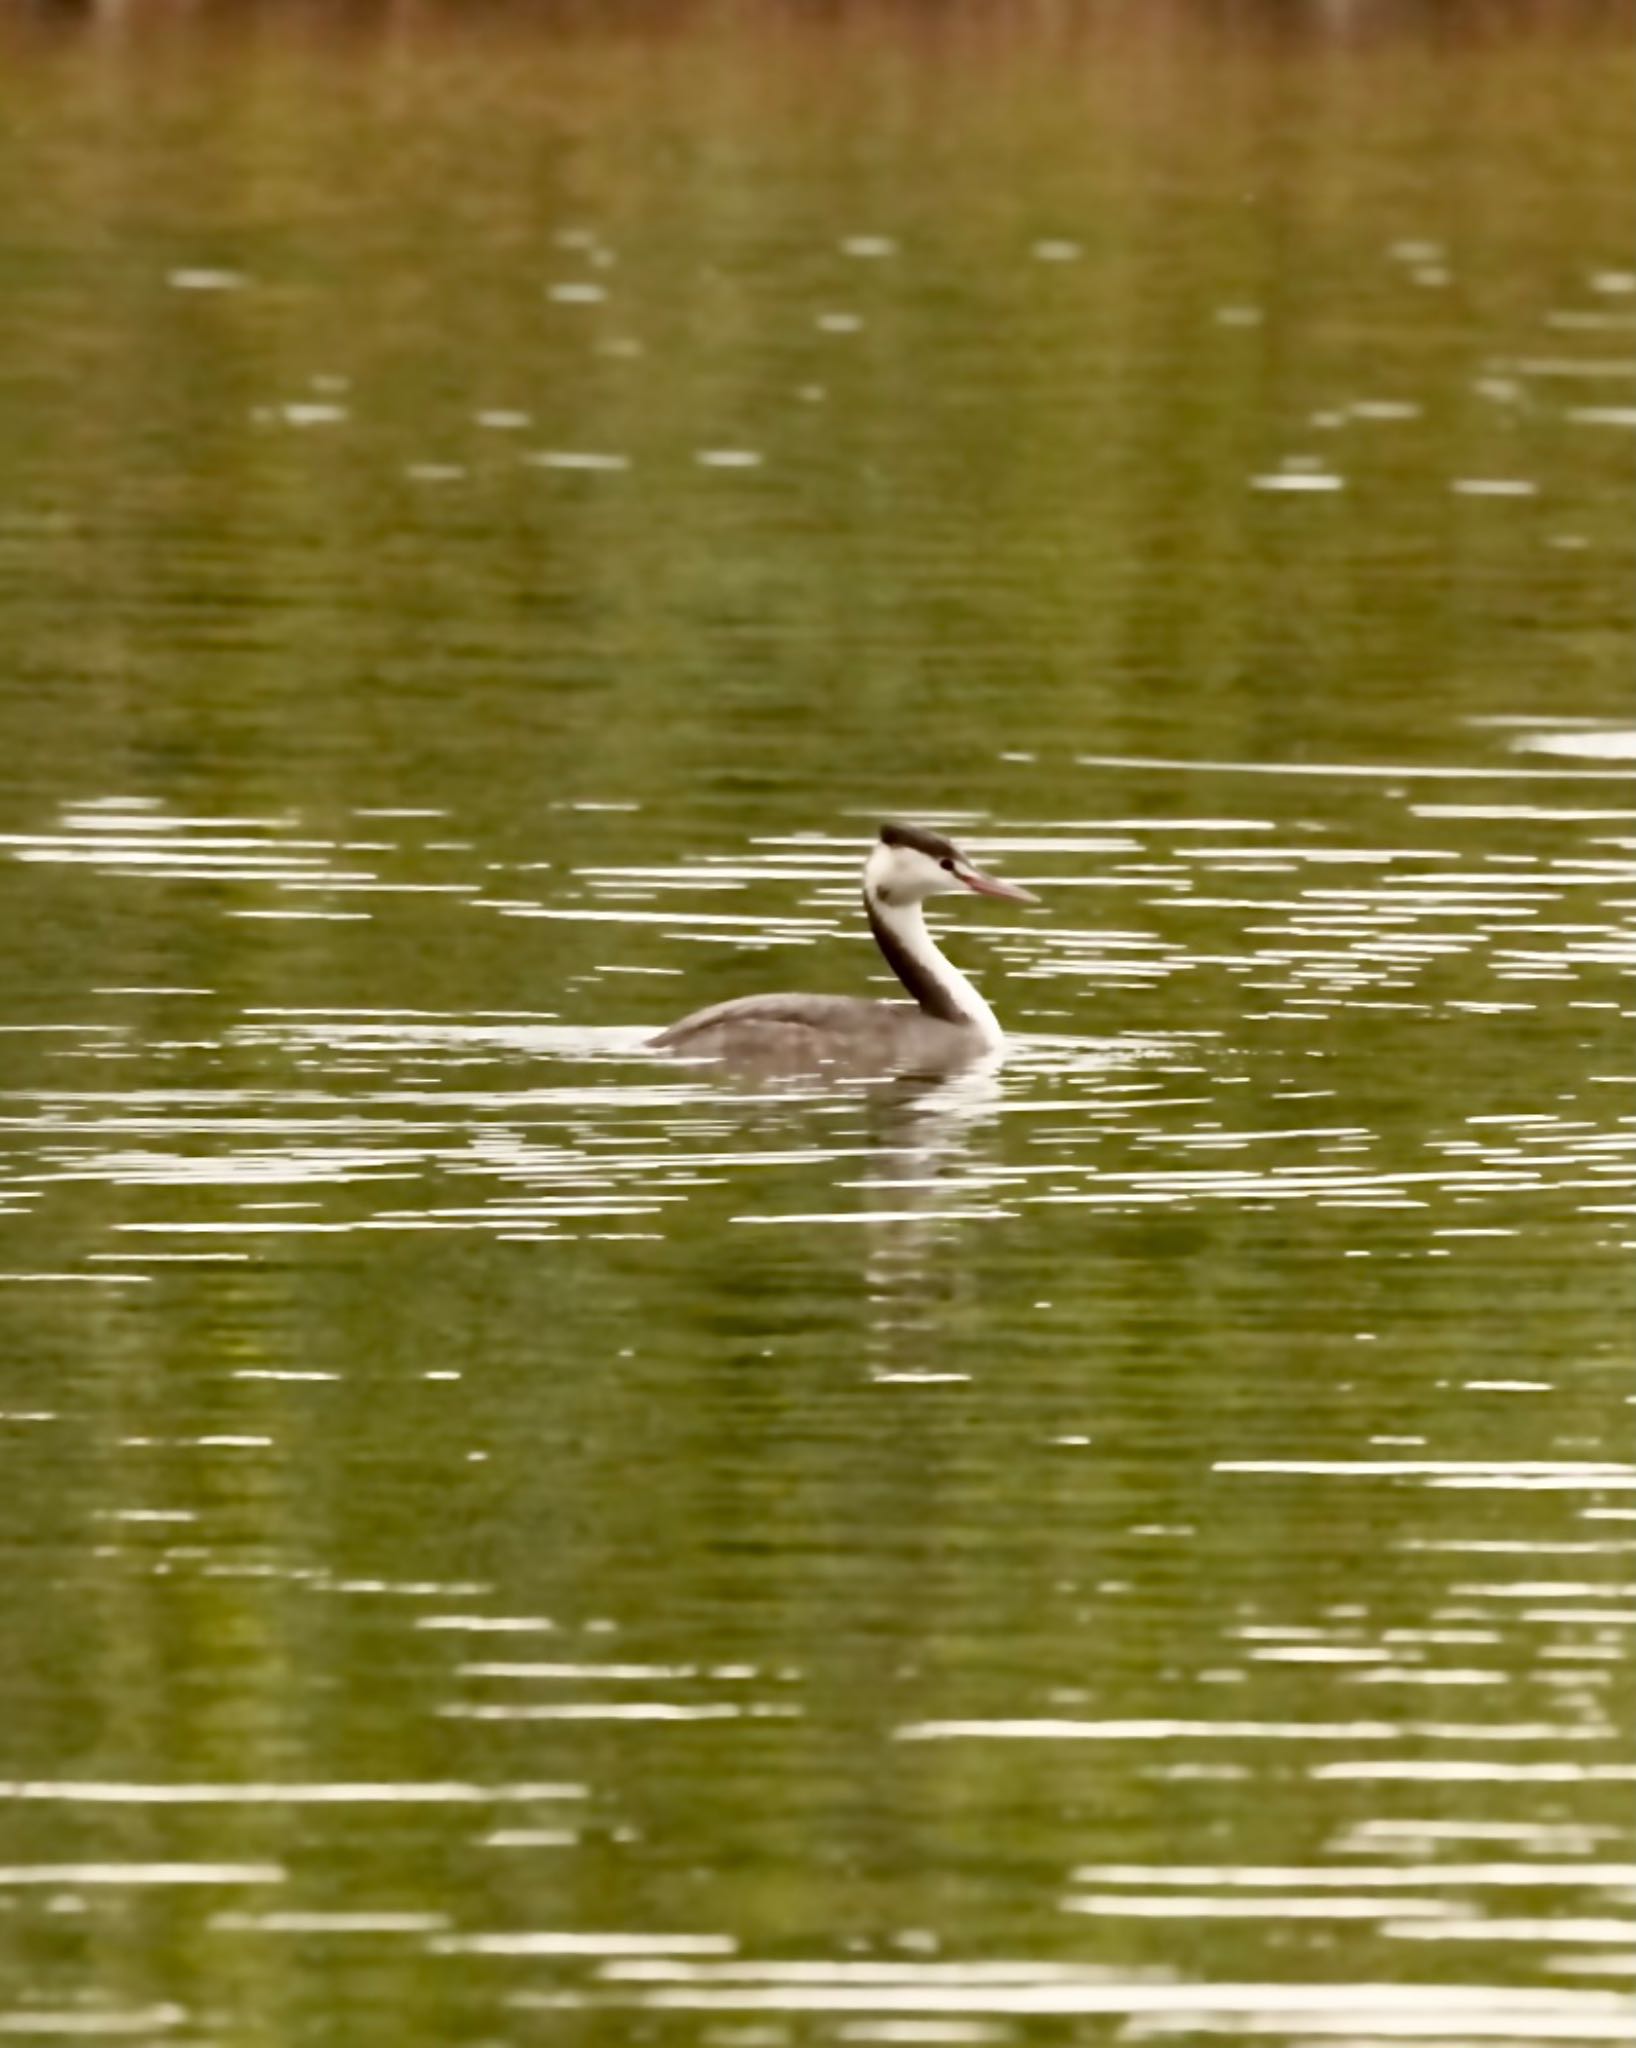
853;1060;1010;1386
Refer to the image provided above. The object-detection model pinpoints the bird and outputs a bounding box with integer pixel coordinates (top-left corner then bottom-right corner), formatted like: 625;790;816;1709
650;821;1037;1072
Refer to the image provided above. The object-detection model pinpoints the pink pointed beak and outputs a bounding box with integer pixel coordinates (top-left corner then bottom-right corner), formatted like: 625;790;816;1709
955;862;1038;905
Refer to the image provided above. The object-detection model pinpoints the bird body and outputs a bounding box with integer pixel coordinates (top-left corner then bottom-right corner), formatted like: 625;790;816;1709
651;822;1036;1072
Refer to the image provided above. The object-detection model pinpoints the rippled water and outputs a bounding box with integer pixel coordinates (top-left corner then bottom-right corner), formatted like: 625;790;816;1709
0;7;1632;2045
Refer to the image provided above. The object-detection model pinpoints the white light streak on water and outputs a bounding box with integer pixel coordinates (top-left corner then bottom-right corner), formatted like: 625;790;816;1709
416;1616;558;1633
1385;1917;1636;1945
168;268;247;291
0;1782;583;1804
1313;1763;1636;1782
1068;1864;1636;1889
0;2010;187;2037
1074;754;1636;780
1251;472;1345;492
1517;730;1636;760
1333;1819;1616;1852
514;1962;1636;2035
435;1932;737;1956
1063;1896;1455;1919
526;451;631;470
439;1702;799;1722
212;1911;449;1934
457;1662;762;1681
897;1720;1404;1743
1214;1461;1636;1485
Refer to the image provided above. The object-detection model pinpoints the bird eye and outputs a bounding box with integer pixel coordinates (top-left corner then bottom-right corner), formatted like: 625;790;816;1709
940;857;954;871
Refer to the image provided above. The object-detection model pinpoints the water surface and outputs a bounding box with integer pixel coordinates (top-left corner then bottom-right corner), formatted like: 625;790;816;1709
0;8;1631;2045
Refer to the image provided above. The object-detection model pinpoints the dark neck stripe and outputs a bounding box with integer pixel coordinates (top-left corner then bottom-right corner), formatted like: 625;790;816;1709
866;892;967;1024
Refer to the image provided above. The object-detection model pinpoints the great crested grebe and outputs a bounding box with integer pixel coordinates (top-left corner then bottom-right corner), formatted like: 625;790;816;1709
650;821;1037;1070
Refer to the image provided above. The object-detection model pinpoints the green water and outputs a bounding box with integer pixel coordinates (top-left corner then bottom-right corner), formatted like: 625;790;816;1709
0;8;1631;2044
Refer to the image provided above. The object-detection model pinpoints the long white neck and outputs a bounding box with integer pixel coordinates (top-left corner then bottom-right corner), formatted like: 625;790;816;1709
865;888;1002;1046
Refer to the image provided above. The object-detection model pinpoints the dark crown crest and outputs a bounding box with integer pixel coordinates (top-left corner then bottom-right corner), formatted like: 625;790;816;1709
878;820;962;864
